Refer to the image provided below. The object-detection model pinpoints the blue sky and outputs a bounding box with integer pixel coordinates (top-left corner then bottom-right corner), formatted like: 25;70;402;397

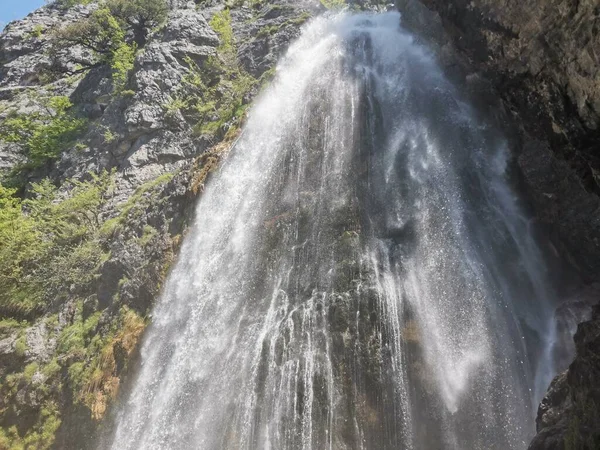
1;0;45;29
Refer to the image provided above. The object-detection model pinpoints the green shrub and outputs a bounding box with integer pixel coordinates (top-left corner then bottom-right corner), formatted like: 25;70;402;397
0;399;62;450
166;10;257;137
103;128;117;144
321;0;346;9
14;335;28;357
52;0;167;91
138;225;158;247
52;0;93;8
27;25;45;38
111;42;137;94
23;362;40;381
106;0;169;47
210;9;234;54
0;95;86;169
53;7;125;69
0;171;112;318
42;359;61;378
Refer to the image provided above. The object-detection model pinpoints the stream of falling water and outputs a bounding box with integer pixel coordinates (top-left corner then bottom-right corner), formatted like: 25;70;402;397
105;12;561;450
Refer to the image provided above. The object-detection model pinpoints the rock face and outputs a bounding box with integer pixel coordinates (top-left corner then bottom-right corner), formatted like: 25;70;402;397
393;0;600;448
396;0;600;282
530;294;600;450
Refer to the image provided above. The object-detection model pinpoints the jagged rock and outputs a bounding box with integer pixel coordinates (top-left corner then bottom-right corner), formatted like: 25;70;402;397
518;140;600;281
0;142;25;170
553;285;599;373
0;334;25;377
24;322;56;364
531;286;600;450
162;7;220;47
0;4;95;87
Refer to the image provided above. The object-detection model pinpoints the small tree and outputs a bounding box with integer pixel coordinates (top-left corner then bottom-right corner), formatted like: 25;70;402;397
107;0;169;47
0;96;87;168
52;7;125;71
51;0;168;72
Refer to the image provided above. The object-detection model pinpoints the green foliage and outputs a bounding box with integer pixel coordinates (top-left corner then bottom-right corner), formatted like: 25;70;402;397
53;0;167;58
163;96;188;117
0;319;27;336
138;224;158;247
52;0;167;91
42;359;61;378
0;167;126;442
0;399;61;449
165;9;256;137
320;0;346;9
27;24;45;38
100;172;174;237
106;0;169;47
53;7;125;66
0;172;112;318
52;0;93;8
64;306;146;420
0;95;86;169
111;42;137;94
210;9;234;53
257;24;279;37
23;362;39;382
103;128;117;144
14;335;28;357
58;306;101;359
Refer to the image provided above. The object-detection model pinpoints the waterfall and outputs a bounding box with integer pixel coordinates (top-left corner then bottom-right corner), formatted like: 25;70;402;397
105;12;560;450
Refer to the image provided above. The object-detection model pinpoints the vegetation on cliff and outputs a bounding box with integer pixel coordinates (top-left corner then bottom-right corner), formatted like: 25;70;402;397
0;96;86;177
0;171;112;318
52;0;168;93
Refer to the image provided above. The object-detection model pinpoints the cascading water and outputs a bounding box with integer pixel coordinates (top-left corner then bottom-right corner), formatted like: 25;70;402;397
105;12;562;450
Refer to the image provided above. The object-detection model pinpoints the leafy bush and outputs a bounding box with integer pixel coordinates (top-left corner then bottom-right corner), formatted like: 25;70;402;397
210;8;234;54
0;96;86;169
164;9;256;137
106;0;169;47
27;24;45;38
52;7;125;70
52;0;93;8
52;0;167;91
0;172;112;318
65;306;145;420
110;41;137;94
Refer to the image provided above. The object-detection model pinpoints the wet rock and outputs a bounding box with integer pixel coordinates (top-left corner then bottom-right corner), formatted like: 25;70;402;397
396;0;600;279
393;1;600;447
518;140;600;282
531;284;600;450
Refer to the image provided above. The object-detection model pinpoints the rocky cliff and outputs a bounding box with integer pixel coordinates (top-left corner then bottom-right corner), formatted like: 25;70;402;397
393;0;600;448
